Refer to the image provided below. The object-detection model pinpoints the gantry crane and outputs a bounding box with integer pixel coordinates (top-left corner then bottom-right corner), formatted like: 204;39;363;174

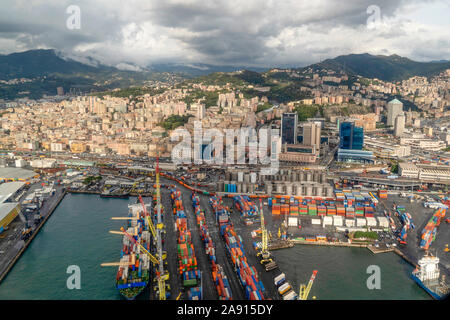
257;199;277;271
298;270;318;300
153;155;169;300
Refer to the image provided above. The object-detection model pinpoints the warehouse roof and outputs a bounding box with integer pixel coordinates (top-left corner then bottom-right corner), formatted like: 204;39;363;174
0;202;19;222
0;181;26;196
0;167;36;180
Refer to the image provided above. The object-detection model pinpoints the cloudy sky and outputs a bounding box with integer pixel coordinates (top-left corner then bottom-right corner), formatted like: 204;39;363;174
0;0;449;68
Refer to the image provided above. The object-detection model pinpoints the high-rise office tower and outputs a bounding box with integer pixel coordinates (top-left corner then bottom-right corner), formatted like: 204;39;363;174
387;99;403;127
339;122;364;150
302;122;321;152
394;113;405;137
281;113;298;144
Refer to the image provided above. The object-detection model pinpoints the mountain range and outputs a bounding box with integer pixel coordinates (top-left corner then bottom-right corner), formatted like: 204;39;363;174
0;49;449;100
304;53;450;82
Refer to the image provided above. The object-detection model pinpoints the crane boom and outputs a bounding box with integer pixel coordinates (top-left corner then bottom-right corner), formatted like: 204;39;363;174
299;270;318;300
155;155;167;300
139;195;157;240
120;227;159;265
259;199;268;255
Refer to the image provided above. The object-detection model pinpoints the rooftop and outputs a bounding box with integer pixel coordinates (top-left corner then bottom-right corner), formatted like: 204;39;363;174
0;167;36;180
0;181;26;197
0;202;19;222
388;98;403;105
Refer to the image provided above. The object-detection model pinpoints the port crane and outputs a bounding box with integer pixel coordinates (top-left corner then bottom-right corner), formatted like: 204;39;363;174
153;155;169;300
257;199;277;271
298;270;318;300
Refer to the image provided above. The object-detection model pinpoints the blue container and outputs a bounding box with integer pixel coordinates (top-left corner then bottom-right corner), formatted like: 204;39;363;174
259;280;265;292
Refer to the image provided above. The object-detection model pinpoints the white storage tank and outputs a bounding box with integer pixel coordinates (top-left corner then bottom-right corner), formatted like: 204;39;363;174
377;217;389;228
356;218;367;227
322;216;333;226
238;171;244;182
288;217;298;227
311;218;321;225
345;219;355;227
333;216;343;226
250;172;257;184
366;217;377;227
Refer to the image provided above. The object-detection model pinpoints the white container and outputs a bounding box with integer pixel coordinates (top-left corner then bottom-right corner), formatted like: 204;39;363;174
288;217;298;227
356;218;367;227
278;282;291;295
311;218;321;225
283;290;298;300
274;273;286;286
345;219;355;227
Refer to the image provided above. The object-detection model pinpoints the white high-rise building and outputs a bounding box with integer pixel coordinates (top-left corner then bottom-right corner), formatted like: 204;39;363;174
387;99;403;127
394;113;406;137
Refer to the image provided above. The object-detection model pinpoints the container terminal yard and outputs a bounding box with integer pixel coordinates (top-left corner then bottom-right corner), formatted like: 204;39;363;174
0;162;448;300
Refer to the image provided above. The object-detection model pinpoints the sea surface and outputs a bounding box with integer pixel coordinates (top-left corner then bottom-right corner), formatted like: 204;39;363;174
0;194;430;300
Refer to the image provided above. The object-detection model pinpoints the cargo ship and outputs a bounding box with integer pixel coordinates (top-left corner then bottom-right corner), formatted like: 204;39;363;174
116;202;152;300
100;189;130;199
411;253;449;300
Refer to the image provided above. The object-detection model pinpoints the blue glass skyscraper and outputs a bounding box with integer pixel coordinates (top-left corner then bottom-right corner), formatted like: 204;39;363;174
339;122;363;150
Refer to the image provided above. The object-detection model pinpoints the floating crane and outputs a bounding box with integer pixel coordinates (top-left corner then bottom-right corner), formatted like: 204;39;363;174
257;199;277;271
298;270;318;300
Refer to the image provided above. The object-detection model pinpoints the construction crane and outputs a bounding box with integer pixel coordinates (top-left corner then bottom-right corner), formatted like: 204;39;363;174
257;199;277;271
298;270;318;300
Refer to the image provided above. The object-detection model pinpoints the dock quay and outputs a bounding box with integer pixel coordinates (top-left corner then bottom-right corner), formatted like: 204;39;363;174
67;189;153;197
291;239;368;248
290;239;418;268
0;188;66;284
268;240;294;250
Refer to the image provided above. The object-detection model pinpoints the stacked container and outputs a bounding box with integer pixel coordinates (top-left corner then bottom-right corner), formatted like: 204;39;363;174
289;205;299;216
355;206;364;217
378;190;388;199
317;206;327;216
170;189;202;299
233;195;259;217
308;204;317;216
336;204;346;216
271;204;281;215
299;204;308;215
326;205;336;216
345;206;355;218
364;206;375;217
211;196;264;300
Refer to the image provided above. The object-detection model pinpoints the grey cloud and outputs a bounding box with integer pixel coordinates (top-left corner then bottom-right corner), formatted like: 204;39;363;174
0;0;448;67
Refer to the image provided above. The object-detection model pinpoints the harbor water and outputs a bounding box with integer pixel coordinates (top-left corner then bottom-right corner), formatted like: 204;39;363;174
272;246;431;300
0;194;430;300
